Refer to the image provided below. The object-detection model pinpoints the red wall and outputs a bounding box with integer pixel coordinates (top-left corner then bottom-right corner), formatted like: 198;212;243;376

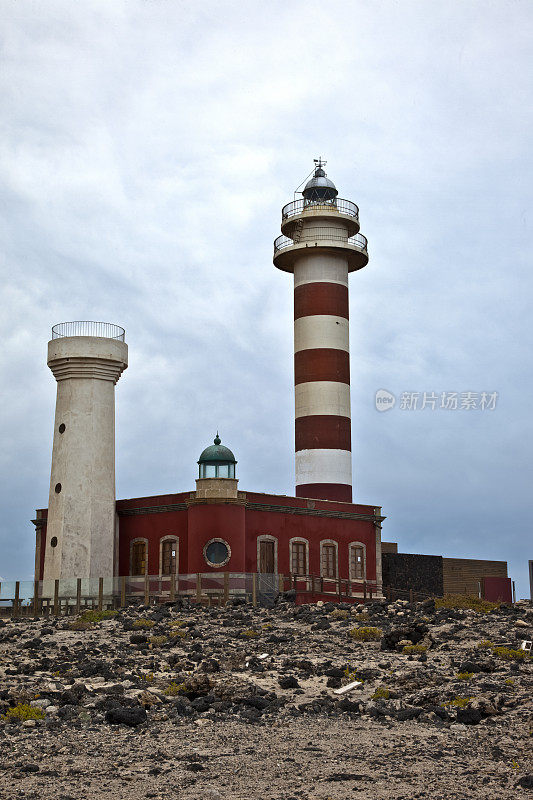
187;503;246;572
115;490;378;580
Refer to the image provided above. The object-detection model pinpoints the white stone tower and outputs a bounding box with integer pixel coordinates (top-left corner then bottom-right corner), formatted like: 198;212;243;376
42;322;128;580
273;160;368;503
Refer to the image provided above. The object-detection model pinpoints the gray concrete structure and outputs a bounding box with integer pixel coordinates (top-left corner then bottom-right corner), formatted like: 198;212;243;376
42;323;127;580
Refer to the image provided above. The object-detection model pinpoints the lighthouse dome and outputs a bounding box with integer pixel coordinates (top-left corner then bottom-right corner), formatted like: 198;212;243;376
302;167;338;203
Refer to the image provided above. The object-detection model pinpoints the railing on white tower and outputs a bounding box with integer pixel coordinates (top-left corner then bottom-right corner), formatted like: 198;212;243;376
281;197;359;222
51;321;126;341
274;231;368;258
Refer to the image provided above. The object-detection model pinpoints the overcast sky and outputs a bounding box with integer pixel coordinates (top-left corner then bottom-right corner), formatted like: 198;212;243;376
1;0;531;597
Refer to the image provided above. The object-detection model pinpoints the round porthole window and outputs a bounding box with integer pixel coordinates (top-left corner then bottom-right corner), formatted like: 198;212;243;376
55;483;62;493
203;538;231;568
58;423;66;434
50;536;58;548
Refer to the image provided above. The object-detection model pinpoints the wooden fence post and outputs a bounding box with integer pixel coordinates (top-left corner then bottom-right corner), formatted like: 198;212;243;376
363;580;367;601
33;580;40;617
53;579;59;616
98;578;104;611
76;578;82;614
278;573;284;593
196;573;201;604
120;576;126;608
252;573;257;607
223;572;229;604
13;581;20;618
409;588;414;604
338;578;342;602
170;574;175;602
144;574;150;606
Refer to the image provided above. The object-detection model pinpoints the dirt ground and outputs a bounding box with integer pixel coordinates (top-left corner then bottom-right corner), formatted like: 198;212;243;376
0;596;531;799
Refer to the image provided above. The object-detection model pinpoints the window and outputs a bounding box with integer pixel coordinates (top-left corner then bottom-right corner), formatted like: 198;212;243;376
291;542;306;575
204;538;231;567
131;541;147;576
161;539;177;575
350;544;365;580
199;463;236;478
321;544;337;579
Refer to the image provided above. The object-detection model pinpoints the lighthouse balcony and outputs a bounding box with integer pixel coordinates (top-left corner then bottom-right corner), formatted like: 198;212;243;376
281;197;360;238
273;231;368;273
52;321;125;341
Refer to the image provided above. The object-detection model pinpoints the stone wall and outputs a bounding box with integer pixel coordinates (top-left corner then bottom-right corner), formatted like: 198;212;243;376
382;552;444;596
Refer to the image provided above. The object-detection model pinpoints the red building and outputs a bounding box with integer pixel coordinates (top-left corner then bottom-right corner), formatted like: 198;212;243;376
35;435;384;600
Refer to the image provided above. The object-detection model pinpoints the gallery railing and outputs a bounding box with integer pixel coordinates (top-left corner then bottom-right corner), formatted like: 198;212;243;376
51;321;125;341
281;197;359;222
274;231;368;258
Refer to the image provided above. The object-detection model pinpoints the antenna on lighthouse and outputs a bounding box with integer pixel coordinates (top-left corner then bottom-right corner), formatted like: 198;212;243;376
293;157;327;200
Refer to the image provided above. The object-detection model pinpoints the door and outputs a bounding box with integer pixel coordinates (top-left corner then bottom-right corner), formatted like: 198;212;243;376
259;540;275;574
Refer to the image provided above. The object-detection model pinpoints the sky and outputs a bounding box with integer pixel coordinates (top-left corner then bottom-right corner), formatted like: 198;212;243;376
0;0;531;597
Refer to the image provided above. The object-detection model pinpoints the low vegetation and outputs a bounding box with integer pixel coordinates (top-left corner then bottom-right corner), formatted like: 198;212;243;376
164;681;186;696
79;609;118;623
170;629;187;640
371;687;390;700
456;672;474;680
491;646;529;661
148;635;167;647
343;667;364;684
132;618;155;629
349;626;382;641
435;595;499;613
442;697;473;709
402;644;428;654
330;608;349;620
4;703;45;722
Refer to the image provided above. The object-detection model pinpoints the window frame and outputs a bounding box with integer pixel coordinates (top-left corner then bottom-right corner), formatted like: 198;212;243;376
320;539;338;580
257;534;278;574
130;538;149;576
159;535;178;576
289;537;309;577
203;537;231;568
349;541;367;582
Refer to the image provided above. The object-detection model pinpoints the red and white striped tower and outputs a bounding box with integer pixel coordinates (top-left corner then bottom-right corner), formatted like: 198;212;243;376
273;160;368;503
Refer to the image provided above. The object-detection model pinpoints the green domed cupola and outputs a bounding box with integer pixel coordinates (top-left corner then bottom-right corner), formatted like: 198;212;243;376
198;434;237;479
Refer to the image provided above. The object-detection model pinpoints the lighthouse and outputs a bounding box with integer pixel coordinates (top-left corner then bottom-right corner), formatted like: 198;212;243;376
42;322;128;580
273;160;368;503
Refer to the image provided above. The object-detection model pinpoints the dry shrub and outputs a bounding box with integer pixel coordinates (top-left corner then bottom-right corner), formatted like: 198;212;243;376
349;626;382;641
435;595;499;613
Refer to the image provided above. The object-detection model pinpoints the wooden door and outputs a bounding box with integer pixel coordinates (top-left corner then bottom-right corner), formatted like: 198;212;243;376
259;540;275;573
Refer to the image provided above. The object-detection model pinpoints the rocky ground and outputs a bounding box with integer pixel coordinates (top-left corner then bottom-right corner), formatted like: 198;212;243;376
0;594;532;800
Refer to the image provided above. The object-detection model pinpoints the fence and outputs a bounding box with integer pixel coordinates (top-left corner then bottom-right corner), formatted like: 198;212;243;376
0;573;382;617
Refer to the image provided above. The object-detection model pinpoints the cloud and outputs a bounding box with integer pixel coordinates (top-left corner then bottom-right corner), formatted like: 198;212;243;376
1;0;531;597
